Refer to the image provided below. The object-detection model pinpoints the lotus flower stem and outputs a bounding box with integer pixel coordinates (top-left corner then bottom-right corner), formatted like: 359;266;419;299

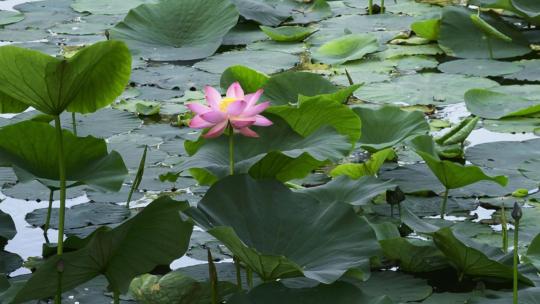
440;188;449;219
381;0;385;13
368;0;373;14
246;268;253;289
127;145;147;208
71;112;77;136
512;202;522;304
228;124;234;175
234;256;242;290
501;204;508;253
208;249;218;304
43;189;54;244
54;116;67;304
113;291;120;304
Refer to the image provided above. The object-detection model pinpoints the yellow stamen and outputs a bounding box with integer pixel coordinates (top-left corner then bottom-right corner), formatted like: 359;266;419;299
219;97;237;112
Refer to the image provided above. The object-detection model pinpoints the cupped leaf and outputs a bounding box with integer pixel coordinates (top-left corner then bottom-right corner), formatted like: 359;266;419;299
260;25;316;42
313;34;379;65
438;6;531;59
330;148;394;179
0;40;131;115
109;0;239;61
220;65;270;94
410;135;508;189
185;175;380;284
262;71;356;105
435;116;479;146
180;116;351;184
299;175;397;206
228;281;393;304
433;227;533;285
465;89;540;119
12;196;194;303
353;106;430;152
0;121;128;192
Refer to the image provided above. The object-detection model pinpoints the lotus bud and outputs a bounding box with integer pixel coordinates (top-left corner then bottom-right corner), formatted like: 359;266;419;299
387;187;405;205
511;202;522;221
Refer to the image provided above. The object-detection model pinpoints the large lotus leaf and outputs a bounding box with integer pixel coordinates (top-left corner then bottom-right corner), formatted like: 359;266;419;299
230;0;331;26
330;148;394;179
193;50;298;75
260;25;316;42
0;210;16;242
438;59;523;77
298;175;397;206
353;106;429;152
433;227;533;284
71;0;157;15
180;116;351;184
313;33;379;65
220;65;270;94
511;0;540;17
525;234;540;271
109;0;239;61
410;135;508;190
262;71;357;105
354;73;498;105
130;64;220;91
185;175;380;284
25;202;130;233
59;108;141;138
12;196;194;303
465;138;540;170
223;23;268;46
469;287;540;304
267;96;362;143
380;238;448;273
0;121;128;192
483;117;540;134
354;272;433;302
465;89;540;119
0;40;131;115
503;59;540;82
228;281;393;304
438;6;531;59
0;251;22;274
0;10;24;26
130;271;237;304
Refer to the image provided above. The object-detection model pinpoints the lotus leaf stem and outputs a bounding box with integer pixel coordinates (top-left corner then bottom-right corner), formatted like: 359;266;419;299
441;188;449;219
381;0;385;13
234;256;242;290
208;249;218;304
368;0;373;14
43;189;54;244
513;219;520;304
246;268;253;289
228;124;234;176
54;116;67;304
501;204;508;253
71;112;77;136
487;36;494;59
113;291;120;304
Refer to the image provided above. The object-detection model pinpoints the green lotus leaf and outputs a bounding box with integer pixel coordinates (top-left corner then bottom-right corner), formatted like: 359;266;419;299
220;65;270;94
355;272;433;302
433;227;533;285
511;0;540;18
260;25;316;42
231;0;331;26
438;6;531;59
262;71;358;105
185;175;380;284
130;272;237;304
0;211;15;242
0;40;131;115
0;121;128;192
468;287;540;303
380;238;448;273
0;11;24;26
524;233;540;271
330;148;394;179
410;135;508;190
313;34;379;65
299;175;397;206
109;0;239;61
353;106;430;152
71;0;157;15
180;116;351;184
267;95;362;143
503;59;540;82
194;50;298;75
11;196;194;303
435;116;479;146
228;281;393;304
465;89;540;119
438;59;523;77
411;18;440;41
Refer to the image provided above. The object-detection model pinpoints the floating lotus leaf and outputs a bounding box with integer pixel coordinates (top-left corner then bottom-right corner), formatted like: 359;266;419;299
438;59;522;77
185;174;380;284
0;11;24;26
71;0;157;15
260;25;316;42
0;211;16;242
313;33;379;65
12;197;194;302
465;89;540;119
353;106;430;152
503;59;540;82
230;0;331;26
194;50;298;75
0;121;128;192
109;0;239;61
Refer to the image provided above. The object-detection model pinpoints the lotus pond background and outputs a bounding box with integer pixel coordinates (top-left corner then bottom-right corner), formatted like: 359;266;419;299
1;0;540;303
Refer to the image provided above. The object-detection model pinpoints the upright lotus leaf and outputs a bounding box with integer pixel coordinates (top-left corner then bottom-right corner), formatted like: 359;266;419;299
130;272;237;304
0;121;128;192
330;148;394;179
410;135;508;190
0;40;131;115
438;6;530;59
380;238;448;273
0;211;16;242
185;175;380;284
181;115;351;184
313;34;379;65
525;233;540;271
435;116;479;146
228;281;394;304
433;227;533;285
267;95;362;143
260;25;316;42
411;18;441;41
109;0;239;61
465;89;540;119
220;65;270;94
511;0;540;17
262;71;358;105
353;106;430;152
299;175;398;206
12;197;194;303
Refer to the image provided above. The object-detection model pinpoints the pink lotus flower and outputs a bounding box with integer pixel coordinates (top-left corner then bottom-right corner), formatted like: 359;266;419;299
187;82;273;138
